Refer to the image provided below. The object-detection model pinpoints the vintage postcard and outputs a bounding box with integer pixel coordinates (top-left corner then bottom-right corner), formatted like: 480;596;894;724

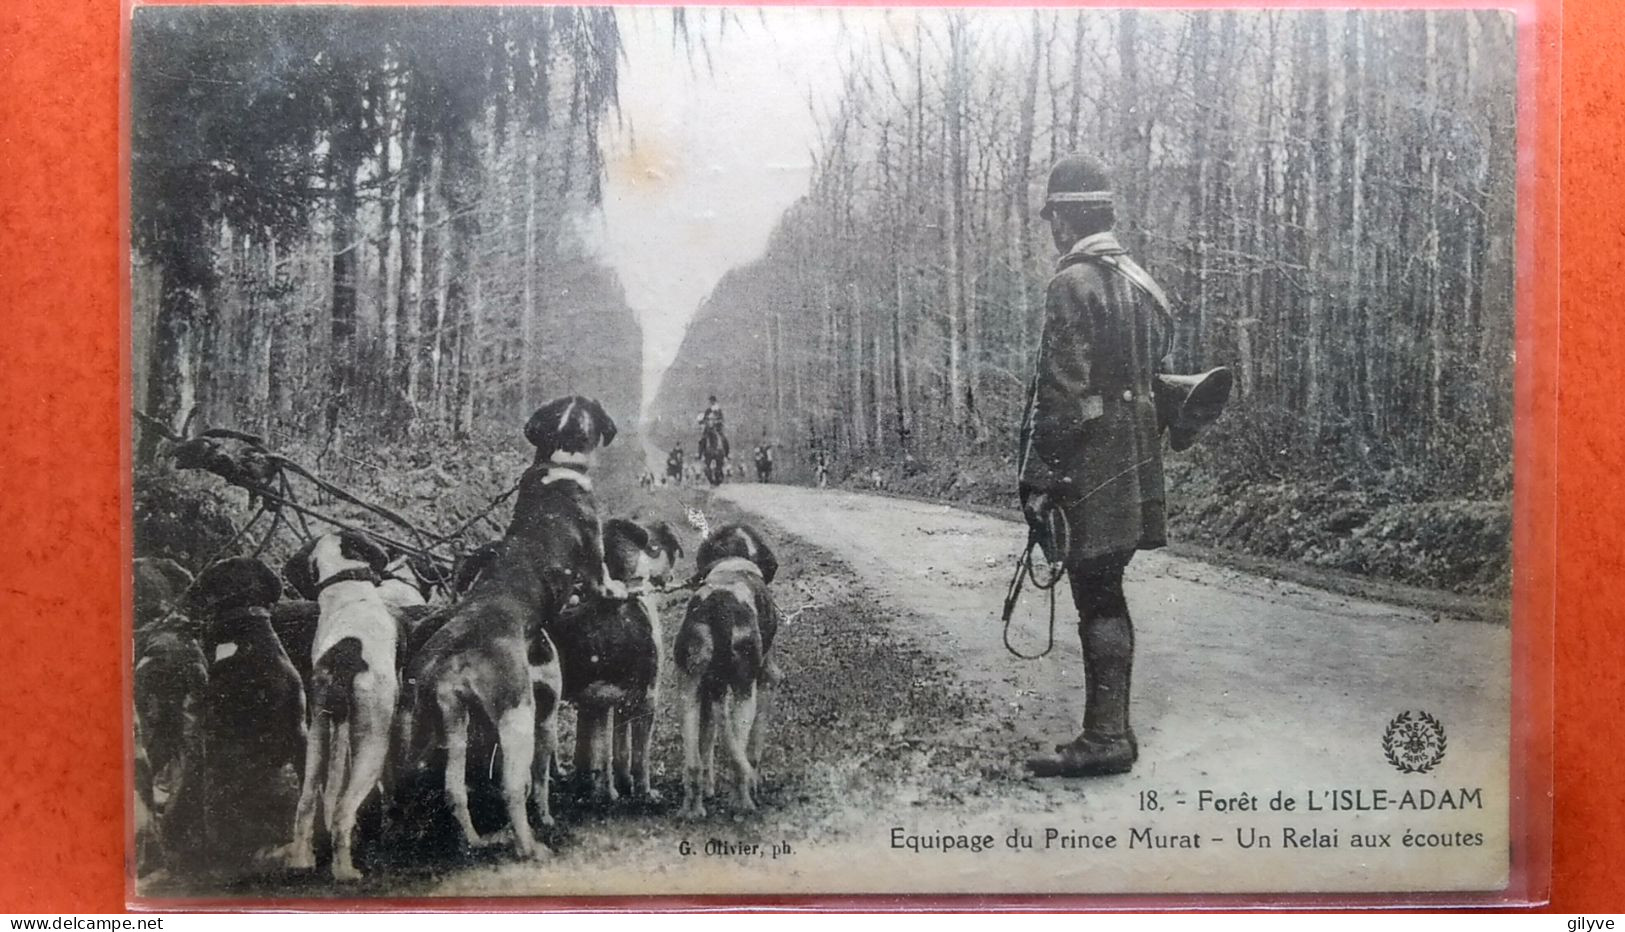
128;4;1524;902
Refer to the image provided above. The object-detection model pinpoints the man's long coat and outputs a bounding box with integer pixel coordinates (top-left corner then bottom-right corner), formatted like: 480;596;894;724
1019;232;1174;561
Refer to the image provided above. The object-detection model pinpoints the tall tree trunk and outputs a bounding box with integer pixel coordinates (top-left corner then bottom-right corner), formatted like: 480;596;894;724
422;143;447;432
1067;14;1087;149
376;108;399;422
1013;12;1043;372
1424;11;1445;440
521;132;540;415
1185;14;1212;372
443;125;482;440
327;157;360;452
944;13;967;433
892;258;910;451
1343;11;1373;451
395;123;423;434
1117;12;1143;244
266;236;293;431
1301;13;1330;449
247;235;273;436
138;242;206;461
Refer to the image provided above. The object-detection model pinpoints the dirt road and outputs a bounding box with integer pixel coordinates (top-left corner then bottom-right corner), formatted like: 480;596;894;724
698;483;1512;895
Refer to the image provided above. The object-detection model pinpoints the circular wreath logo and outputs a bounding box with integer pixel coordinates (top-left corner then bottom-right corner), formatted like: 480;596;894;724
1383;710;1447;774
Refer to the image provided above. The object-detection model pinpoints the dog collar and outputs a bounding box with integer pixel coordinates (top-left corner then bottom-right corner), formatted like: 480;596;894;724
539;465;593;490
315;566;380;594
702;557;764;580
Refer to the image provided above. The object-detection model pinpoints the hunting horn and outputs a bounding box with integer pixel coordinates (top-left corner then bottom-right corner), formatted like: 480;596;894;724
1153;367;1234;452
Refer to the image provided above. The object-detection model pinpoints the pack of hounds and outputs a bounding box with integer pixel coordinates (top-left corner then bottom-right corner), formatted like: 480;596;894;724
133;396;782;882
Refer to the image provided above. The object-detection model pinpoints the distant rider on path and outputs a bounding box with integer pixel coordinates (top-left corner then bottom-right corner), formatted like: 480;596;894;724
697;395;729;459
753;438;774;482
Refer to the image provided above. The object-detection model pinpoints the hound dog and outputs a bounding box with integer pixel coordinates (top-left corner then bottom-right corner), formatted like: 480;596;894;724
271;547;444;689
133;557;202;820
399;395;620;859
134;574;208;866
603;519;682;588
561;518;683;801
135;556;194;629
277;530;398;880
134;627;207;832
674;524;780;817
186;557;307;867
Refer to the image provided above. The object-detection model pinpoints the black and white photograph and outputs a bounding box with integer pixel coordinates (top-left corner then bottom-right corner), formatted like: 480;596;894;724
128;4;1520;899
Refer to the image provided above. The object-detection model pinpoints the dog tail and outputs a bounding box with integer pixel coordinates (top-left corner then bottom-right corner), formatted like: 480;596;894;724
394;663;448;771
677;590;758;692
724;599;763;693
674;596;715;678
311;637;368;723
579;682;629;706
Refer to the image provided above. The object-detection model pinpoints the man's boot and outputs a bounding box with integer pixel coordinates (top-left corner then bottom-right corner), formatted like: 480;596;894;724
1026;614;1136;777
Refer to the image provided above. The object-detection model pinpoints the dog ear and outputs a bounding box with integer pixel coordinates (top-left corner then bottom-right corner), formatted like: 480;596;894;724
339;530;391;575
453;542;500;594
185;561;227;615
693;530;722;578
191;557;281;612
653;522;683;558
243;558;284;607
585;397;617;448
523;399;563;452
282;540;318;600
753;534;779;584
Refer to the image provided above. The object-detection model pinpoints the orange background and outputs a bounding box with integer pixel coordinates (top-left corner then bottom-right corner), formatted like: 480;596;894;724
0;0;1611;912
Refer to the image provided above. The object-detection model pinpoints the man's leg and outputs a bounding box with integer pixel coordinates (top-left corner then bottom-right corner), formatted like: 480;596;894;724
1026;550;1137;777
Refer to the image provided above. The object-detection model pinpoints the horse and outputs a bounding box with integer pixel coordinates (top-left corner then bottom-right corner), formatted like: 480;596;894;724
699;425;729;487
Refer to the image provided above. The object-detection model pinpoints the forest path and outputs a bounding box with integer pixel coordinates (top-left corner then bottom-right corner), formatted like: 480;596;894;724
692;482;1514;893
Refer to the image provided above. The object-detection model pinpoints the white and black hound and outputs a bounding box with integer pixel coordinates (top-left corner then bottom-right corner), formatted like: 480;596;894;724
279;530;397;881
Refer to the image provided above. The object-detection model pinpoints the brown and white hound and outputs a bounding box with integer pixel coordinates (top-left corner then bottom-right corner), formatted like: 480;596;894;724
673;524;780;818
398;395;620;860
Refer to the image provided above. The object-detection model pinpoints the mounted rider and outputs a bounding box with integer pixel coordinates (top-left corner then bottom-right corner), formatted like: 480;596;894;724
753;436;774;482
666;444;685;484
696;395;729;460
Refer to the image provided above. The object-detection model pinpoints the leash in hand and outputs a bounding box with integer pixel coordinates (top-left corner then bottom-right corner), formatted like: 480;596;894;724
1001;505;1069;661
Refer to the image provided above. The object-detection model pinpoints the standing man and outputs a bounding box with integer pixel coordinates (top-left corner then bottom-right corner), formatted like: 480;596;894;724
666;444;686;486
696;395;727;442
753;437;775;483
1019;154;1174;778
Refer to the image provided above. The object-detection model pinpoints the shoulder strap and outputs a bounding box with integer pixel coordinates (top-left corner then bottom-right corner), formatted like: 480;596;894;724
1073;252;1177;362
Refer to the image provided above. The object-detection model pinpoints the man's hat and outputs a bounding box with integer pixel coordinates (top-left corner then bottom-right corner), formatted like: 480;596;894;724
1039;153;1114;220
